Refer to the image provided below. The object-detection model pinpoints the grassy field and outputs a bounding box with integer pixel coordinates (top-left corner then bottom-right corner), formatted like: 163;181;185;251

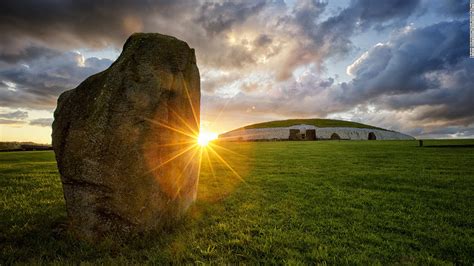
1;140;473;264
240;118;387;131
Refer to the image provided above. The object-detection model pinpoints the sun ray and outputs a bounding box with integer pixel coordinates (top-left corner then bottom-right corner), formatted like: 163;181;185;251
146;143;197;174
195;147;204;196
170;108;199;136
204;148;217;184
204;148;216;179
182;80;200;131
204;147;226;200
209;142;246;158
142;110;245;202
153;140;197;148
144;117;197;139
172;146;201;199
207;145;246;183
208;97;232;129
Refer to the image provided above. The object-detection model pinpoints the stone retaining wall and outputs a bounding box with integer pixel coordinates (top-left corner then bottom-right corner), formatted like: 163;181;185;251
219;124;414;141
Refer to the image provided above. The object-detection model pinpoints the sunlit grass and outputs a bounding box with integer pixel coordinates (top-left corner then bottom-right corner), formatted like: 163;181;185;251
1;140;473;264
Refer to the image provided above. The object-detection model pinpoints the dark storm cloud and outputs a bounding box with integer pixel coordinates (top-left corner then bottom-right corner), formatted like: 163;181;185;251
0;0;278;74
0;50;112;109
204;18;473;136
0;46;60;64
0;0;172;110
292;0;328;30
308;0;422;49
0;0;196;53
433;0;469;17
0;0;471;138
253;34;273;47
0;110;28;120
418;126;474;138
2;0;423;81
338;20;474;125
354;0;422;28
0;0;422;80
0;0;272;72
275;0;422;80
196;0;268;36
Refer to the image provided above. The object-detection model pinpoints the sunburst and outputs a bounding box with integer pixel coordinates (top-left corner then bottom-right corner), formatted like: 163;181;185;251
197;131;218;147
143;82;245;202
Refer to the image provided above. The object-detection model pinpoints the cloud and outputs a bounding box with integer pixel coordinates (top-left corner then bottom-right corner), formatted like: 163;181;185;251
201;70;241;93
0;111;52;127
0;0;268;73
0;49;112;109
0;0;423;81
431;0;469;18
196;0;268;36
354;0;422;28
203;18;473;137
338;20;473;126
0;110;28;126
417;126;474;139
0;0;198;53
29;118;53;127
271;0;423;80
253;34;273;47
0;46;60;64
0;110;28;119
0;0;471;138
202;70;342;123
0;118;26;125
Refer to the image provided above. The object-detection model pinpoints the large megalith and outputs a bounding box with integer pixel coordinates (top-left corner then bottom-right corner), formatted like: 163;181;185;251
52;33;200;239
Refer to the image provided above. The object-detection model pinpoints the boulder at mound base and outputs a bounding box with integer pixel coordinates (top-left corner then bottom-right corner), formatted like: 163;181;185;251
52;33;200;240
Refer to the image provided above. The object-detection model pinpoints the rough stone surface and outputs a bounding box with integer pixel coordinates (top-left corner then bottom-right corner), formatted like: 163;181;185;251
52;33;200;239
219;124;414;141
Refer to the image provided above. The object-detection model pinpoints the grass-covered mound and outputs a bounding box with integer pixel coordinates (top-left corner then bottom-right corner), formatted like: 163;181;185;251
238;118;387;131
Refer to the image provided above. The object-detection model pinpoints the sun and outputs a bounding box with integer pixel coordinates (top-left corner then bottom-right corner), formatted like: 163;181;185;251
197;131;218;147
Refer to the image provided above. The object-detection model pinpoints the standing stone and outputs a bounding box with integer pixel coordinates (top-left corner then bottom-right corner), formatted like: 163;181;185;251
52;33;200;239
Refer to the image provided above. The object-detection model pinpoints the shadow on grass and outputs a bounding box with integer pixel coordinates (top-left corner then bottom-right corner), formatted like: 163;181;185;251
1;144;253;264
422;145;474;148
1;207;208;264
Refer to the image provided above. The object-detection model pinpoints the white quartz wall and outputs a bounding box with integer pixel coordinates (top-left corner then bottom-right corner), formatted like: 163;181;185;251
219;124;414;141
219;127;290;141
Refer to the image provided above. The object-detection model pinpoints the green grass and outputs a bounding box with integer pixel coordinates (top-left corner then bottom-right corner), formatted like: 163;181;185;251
239;118;387;131
1;140;473;264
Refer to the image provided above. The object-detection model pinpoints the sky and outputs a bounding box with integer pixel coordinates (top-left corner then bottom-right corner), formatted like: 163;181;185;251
0;0;472;143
